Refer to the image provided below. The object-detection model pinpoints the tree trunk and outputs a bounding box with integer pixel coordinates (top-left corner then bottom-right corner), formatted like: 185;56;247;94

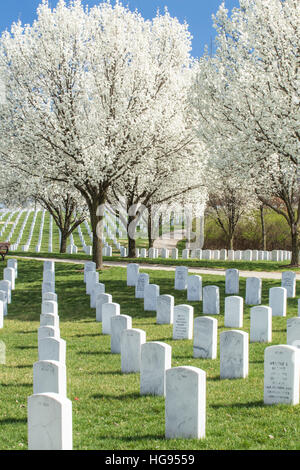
128;236;136;258
127;214;137;258
228;235;234;251
90;207;104;269
290;224;299;266
147;210;154;248
115;209;120;238
159;214;163;237
60;232;68;253
260;205;266;251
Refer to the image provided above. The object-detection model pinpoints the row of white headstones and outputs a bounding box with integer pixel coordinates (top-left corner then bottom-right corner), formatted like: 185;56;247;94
0;208;295;261
0;258;72;450
1;258;300;448
28;261;72;450
84;262;300;441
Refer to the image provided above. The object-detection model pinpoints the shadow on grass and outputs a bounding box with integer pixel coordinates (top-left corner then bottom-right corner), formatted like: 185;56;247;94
100;433;165;442
91;392;142;400
210;400;264;409
1;382;32;388
85;369;123;376
14;364;32;369
76;351;113;356
15;346;36;350
16;330;36;334
0;417;27;424
72;333;100;338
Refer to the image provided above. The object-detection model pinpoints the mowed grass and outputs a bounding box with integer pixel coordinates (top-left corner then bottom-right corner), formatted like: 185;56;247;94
10;250;300;273
0;259;300;450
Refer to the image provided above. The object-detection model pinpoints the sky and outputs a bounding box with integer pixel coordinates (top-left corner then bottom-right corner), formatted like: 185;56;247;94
0;0;240;58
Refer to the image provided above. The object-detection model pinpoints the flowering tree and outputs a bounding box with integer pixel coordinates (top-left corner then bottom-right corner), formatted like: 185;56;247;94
0;0;196;268
0;167;88;253
108;124;208;256
191;0;300;264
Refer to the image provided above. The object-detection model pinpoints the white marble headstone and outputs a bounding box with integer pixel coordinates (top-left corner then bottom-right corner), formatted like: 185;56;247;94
264;345;300;405
28;393;72;450
38;337;66;364
220;330;249;379
144;284;160;311
187;275;202;301
250;306;272;343
3;267;15;290
102;302;120;335
165;366;206;439
174;266;188;290
245;277;262;305
225;269;239;295
110;314;132;354
0;280;11;304
202;286;219;315
287;318;300;349
90;283;105;309
41;300;58;316
156;295;174;325
193;316;217;359
0;290;8;316
135;273;150;299
172;305;193;340
127;264;140;287
33;360;66;395
96;293;112;322
224;296;243;328
120;328;146;373
281;272;296;298
269;287;287;317
140;341;171;396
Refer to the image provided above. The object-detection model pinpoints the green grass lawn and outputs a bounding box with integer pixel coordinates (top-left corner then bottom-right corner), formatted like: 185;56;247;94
0;258;300;450
9;250;300;273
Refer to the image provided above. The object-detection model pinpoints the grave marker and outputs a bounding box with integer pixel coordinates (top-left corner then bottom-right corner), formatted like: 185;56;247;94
264;345;300;405
173;305;193;340
245;277;261;305
220;330;249;379
33;360;66;395
287;318;300;349
110;314;132;354
102;303;120;335
281;272;296;298
156;295;174;324
225;269;239;295
165;366;206;439
96;293;112;322
174;266;188;290
140;341;171;396
121;328;146;373
135;273;149;299
269;287;287;317
144;284;160;311
250;306;272;343
127;264;140;287
187;275;202;301
28;393;72;450
224;296;243;328
193;316;217;359
202;286;219;315
38;337;66;364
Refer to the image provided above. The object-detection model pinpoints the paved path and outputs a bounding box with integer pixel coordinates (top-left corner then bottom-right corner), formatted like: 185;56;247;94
153;229;187;251
10;255;300;280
